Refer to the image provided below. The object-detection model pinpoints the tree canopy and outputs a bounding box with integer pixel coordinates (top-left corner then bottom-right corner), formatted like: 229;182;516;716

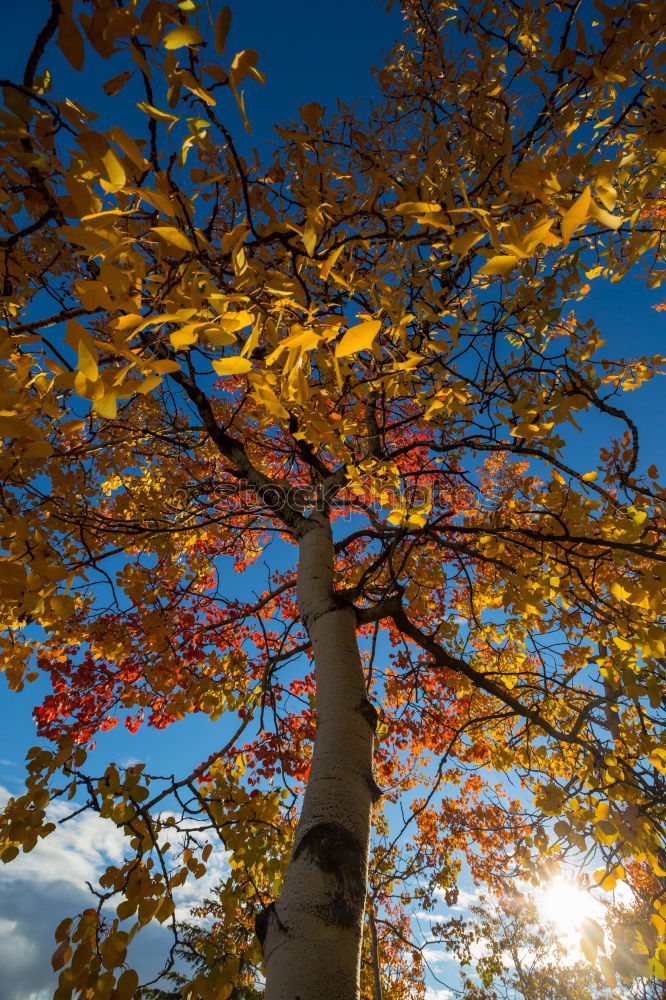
0;1;665;998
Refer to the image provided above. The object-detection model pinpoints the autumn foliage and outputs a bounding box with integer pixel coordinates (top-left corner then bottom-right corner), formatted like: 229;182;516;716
1;1;665;998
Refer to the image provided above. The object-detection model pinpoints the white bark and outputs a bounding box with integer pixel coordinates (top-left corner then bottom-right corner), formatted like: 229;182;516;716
260;516;377;1000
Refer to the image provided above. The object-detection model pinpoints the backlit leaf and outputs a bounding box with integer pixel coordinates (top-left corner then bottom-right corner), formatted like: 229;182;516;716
163;25;203;49
335;320;381;358
478;255;518;277
212;357;252;375
151;226;195;252
561;186;592;246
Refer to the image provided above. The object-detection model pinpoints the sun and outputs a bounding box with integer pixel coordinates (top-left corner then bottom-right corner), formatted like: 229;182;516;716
535;876;602;942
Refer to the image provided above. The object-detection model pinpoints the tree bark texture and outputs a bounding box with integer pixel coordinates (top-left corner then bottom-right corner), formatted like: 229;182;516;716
259;516;376;999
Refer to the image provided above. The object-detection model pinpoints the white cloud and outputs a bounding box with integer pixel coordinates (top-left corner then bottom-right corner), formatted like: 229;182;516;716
0;797;126;892
425;990;454;1000
422;946;455;969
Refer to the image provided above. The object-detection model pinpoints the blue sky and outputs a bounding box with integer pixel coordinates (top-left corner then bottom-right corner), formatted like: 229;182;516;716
1;2;665;998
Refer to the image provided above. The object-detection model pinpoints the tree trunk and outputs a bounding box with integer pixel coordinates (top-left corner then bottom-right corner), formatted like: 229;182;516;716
258;515;376;1000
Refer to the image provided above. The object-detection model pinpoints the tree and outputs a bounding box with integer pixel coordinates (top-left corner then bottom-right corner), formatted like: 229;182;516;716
433;890;613;1000
427;886;666;1000
1;0;665;997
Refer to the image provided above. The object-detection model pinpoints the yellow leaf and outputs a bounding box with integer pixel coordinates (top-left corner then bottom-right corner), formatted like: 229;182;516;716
653;959;666;980
116;969;139;999
590;201;623;231
79;208;124;225
596;820;618;845
478;255;518;277
523;217;560;252
55;918;73;943
154;897;175;923
51;595;75;617
406;513;427;528
163;25;203;49
130;187;179;218
233;87;251;133
599;955;617;987
151;360;182;374
581;471;597;481
137;375;162;394
393;202;441;215
25;440;53;459
217;310;253;334
594;868;617;891
75;279;113;311
561;186;591;246
151;226;195;253
77;339;98;381
580;935;597;964
510;422;540;437
335;320;381;358
94;392;118;419
595;801;609;820
61;225;107;254
60;419;86;435
179;70;216;106
581;917;605;950
451;229;484;256
101;147;126;187
266;326;322;364
229;50;266;89
109;127;147;170
301;102;323;130
136;102;179;128
320;245;344;280
56;13;85;72
51;942;72;971
102;71;133;98
205;328;237;347
212;357;252;376
214;6;232;55
302;225;317;256
612;637;632;654
227;52;265;133
170;325;199;349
